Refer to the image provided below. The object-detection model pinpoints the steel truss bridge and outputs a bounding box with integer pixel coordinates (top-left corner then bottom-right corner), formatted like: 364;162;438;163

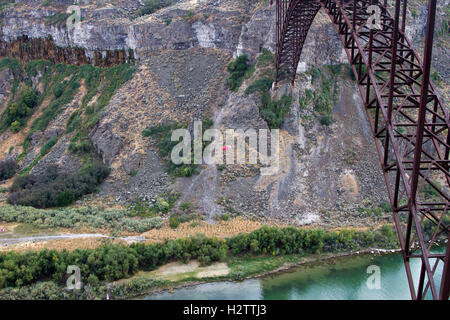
270;0;450;299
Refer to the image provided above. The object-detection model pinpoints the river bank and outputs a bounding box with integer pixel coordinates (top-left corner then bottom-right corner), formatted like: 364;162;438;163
146;246;448;300
0;224;400;299
0;246;401;300
131;247;401;300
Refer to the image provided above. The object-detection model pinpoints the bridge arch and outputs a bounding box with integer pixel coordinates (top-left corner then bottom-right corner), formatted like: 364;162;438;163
271;0;450;300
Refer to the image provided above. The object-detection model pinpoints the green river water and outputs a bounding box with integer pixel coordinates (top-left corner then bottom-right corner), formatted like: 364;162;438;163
145;248;447;300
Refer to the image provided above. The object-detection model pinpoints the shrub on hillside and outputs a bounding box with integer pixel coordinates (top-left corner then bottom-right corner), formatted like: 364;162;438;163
21;87;38;108
319;114;333;126
227;55;252;91
8;163;110;208
53;83;64;98
244;78;273;95
258;94;292;129
4;86;38;130
0;159;17;180
169;215;180;229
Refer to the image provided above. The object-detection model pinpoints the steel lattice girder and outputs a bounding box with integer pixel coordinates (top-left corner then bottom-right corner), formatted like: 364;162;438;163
274;0;321;83
272;0;450;300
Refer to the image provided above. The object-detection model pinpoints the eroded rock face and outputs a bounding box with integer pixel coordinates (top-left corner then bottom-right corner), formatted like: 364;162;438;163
296;10;347;72
0;0;248;63
0;2;132;56
234;5;276;59
89;123;124;166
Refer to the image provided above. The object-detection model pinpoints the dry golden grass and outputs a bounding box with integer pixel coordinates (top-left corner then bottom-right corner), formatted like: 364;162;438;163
0;238;126;253
143;216;287;242
0;217;293;253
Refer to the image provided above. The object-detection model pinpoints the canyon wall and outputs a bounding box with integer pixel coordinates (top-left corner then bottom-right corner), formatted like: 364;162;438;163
0;0;448;227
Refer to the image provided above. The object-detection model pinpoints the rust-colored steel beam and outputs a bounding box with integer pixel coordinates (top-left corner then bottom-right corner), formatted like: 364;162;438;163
273;0;321;85
272;0;449;299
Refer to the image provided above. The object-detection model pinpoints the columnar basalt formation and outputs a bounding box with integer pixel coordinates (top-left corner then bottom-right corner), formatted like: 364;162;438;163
0;35;134;66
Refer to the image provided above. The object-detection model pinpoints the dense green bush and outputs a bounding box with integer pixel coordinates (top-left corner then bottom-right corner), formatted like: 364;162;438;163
0;243;139;288
10;121;21;133
8;163;110;208
169;215;180;229
40;137;58;156
3;86;38;131
319;114;333;126
244;78;273;95
21;87;38;108
0;159;17;180
0;276;167;300
379;201;391;213
226;55;253;91
227;225;397;256
5;102;31;128
0;204;162;233
179;201;192;212
0;235;228;288
258;94;292;129
53;83;64;98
